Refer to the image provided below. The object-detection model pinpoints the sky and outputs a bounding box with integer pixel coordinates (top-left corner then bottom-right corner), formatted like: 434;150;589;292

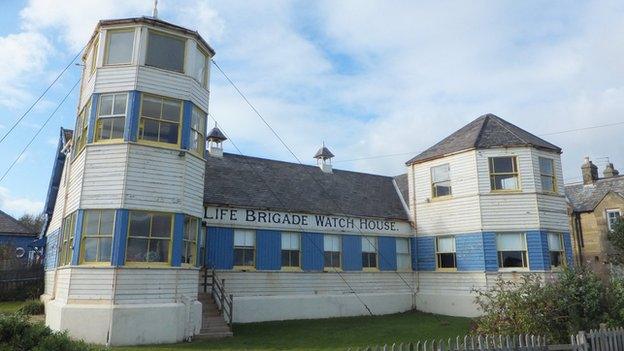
0;0;623;218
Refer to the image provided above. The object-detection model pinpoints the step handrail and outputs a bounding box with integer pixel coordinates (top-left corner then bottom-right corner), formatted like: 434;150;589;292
201;268;233;325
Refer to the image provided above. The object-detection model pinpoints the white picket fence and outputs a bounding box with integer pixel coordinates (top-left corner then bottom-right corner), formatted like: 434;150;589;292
571;327;624;351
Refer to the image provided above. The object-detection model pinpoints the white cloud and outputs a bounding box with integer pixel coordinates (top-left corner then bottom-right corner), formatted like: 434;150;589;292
0;187;43;217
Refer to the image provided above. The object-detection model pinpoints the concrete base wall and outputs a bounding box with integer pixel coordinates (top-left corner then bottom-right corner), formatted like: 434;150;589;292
415;293;480;317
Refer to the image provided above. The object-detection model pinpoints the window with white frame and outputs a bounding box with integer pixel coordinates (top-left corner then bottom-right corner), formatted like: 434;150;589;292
190;44;210;87
324;235;341;269
80;209;114;263
548;232;565;268
436;236;456;269
139;94;182;145
497;233;527;268
234;229;255;267
396;238;411;270
362;236;378;269
431;164;451;198
539;157;556;193
73;101;90;156
96;93;127;141
489;156;519;191
145;30;185;73
607;209;622;232
190;106;206;156
104;29;134;65
126;211;172;264
281;232;300;268
182;216;199;265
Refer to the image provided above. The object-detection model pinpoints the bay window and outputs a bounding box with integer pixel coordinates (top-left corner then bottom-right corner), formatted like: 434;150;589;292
104;29;134;65
182;216;199;265
539;157;556;193
81;210;114;263
145;30;185;73
191;106;206;156
324;235;341;269
362;236;378;269
139;94;182;145
489;156;519;191
190;44;210;87
73;101;90;156
126;211;172;264
431;164;451;198
396;238;411;271
497;233;527;268
234;229;255;267
548;232;565;268
58;212;76;266
96;93;127;141
281;232;300;268
436;236;456;270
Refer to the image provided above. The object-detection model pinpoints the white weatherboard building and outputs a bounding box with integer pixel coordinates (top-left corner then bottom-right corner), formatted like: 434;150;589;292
40;16;572;346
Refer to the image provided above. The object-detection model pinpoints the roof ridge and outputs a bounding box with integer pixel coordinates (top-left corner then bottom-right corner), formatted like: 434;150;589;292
472;114;490;148
487;114;528;145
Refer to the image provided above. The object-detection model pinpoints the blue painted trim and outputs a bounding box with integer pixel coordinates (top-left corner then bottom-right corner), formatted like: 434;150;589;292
86;94;100;143
206;227;234;269
181;100;193;150
125;91;141;142
301;232;324;271
563;232;573;266
416;236;435;271
70;210;85;265
456;232;486;271
410;237;418;271
342;235;362;271
378;236;397;271
482;232;498;272
171;213;185;267
256;230;281;270
526;231;547;271
111;209;129;266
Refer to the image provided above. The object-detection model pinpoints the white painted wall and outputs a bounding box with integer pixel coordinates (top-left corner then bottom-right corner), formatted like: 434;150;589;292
81;144;128;209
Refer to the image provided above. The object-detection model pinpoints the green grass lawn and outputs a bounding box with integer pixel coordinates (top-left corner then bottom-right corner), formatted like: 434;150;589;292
0;300;27;314
115;311;473;351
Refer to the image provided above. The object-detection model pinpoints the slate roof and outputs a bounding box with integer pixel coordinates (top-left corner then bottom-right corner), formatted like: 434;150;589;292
565;176;624;212
204;153;409;220
207;126;227;141
0;210;36;236
313;146;334;159
406;113;561;165
393;173;409;204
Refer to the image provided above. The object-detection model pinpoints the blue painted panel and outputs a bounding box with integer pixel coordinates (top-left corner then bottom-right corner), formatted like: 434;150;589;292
0;235;38;265
342;235;362;271
410;237;418;271
301;232;323;271
111;209;129;266
44;229;60;270
416;236;435;271
181;101;192;150
206;227;234;269
456;233;485;271
86;94;100;143
125;91;141;142
70;210;84;266
256;230;281;270
563;232;573;267
378;236;397;271
526;231;548;271
171;213;185;267
482;232;498;272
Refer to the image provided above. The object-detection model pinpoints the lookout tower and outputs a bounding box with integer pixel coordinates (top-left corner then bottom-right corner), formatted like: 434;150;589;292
41;16;215;345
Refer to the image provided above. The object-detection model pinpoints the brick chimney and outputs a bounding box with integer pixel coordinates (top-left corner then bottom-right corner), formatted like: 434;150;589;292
582;157;599;185
603;162;620;178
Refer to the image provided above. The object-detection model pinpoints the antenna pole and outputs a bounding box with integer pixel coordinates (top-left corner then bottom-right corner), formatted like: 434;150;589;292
152;0;158;18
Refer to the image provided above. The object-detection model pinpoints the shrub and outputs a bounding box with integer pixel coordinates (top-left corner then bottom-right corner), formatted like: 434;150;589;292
606;277;624;326
17;301;44;316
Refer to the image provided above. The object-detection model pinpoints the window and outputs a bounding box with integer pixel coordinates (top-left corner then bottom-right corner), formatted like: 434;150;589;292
489;156;519;191
539;157;556;193
81;210;114;263
281;232;300;268
90;38;99;74
190;106;206;156
190;44;209;87
497;233;527;268
234;229;255;267
607;209;622;232
182;216;199;265
58;212;76;266
396;238;411;271
362;236;378;269
73;101;90;156
548;233;565;268
126;211;172;264
104;29;134;65
95;93;126;141
324;235;341;269
431;164;451;198
139;94;182;145
145;30;185;73
436;236;456;269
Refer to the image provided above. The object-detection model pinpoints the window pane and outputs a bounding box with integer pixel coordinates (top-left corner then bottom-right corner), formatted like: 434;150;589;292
106;30;134;65
99;210;114;235
84;212;99;235
142;119;159;142
161;100;181;122
324;235;340;251
111;117;125;139
113;94;127;115
362;237;376;253
438;253;455;268
539;157;554;175
541;175;554;192
433;181;451;197
551;251;563;267
397;254;411;270
396;238;409;254
234;248;245;266
492;174;519;190
499;251;525;268
491;157;514;173
437;237;455;253
142;96;162;118
146;31;185;72
98;237;112;262
548;233;563;251
99;95;114;116
431;164;450;182
235;230;255;246
84;238;98;261
129;212;150;237
126;238;148;262
147;239;169;262
191;45;208;84
497;233;526;250
151;214;171;238
159;122;178;144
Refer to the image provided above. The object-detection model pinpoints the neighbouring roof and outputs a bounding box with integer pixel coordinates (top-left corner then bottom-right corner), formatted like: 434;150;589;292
0;210;36;236
43;128;72;234
565;176;624;212
406;113;561;165
393;173;409;204
203;153;409;220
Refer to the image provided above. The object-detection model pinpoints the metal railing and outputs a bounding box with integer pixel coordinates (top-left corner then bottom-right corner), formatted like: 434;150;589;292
201;268;233;325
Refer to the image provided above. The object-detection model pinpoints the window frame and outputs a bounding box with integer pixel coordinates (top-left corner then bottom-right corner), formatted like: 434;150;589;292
396;237;411;271
72;101;91;159
361;236;378;271
548;232;566;269
489;156;520;191
79;209;115;265
145;29;187;74
281;232;301;270
103;28;135;66
539;157;557;193
323;234;342;271
190;105;207;157
89;37;99;75
138;93;183;148
496;232;528;270
95;92;127;143
431;163;452;199
182;216;199;266
607;209;622;232
58;212;77;267
125;211;174;266
435;236;457;271
190;44;210;88
233;229;255;269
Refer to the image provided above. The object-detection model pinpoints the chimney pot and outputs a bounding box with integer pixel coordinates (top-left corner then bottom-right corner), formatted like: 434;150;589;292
581;157;599;185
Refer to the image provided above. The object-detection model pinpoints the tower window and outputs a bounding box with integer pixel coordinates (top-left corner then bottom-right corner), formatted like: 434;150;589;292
489;156;519;191
324;235;341;269
126;211;172;264
182;216;199;266
539;157;556;193
145;30;185;73
233;229;255;267
191;106;206;156
73;101;90;157
139;94;182;145
58;212;77;266
281;232;300;268
190;44;210;87
80;210;114;264
497;233;527;269
362;236;378;269
96;93;127;141
436;236;456;270
548;232;565;268
431;164;451;198
396;238;411;271
104;29;134;65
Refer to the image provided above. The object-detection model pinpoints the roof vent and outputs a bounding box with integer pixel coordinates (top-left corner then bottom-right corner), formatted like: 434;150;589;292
314;142;334;174
581;157;599;185
206;123;227;158
604;162;620;178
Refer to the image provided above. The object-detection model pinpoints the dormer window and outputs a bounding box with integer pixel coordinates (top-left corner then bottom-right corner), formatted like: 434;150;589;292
146;30;185;73
431;164;451;198
489;156;519;191
104;29;134;65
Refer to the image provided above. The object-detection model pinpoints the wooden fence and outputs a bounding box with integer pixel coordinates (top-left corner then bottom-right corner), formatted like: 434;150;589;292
349;327;624;351
0;264;44;301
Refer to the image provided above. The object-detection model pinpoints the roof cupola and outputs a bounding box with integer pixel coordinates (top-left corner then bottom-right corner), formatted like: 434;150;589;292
314;142;334;174
206;123;227;158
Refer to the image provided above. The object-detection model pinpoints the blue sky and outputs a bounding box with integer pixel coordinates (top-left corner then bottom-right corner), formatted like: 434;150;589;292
1;0;623;217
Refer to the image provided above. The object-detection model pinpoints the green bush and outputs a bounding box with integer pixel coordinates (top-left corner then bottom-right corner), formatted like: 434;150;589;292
17;301;44;316
606;277;624;326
